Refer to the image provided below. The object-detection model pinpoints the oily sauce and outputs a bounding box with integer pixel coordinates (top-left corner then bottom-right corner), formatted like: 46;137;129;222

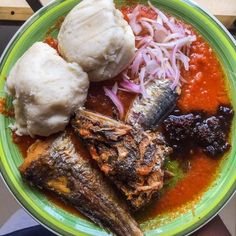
8;6;232;222
178;33;230;113
47;192;86;219
12;133;36;157
0;98;14;117
151;152;220;216
131;8;229;217
86;78;136;119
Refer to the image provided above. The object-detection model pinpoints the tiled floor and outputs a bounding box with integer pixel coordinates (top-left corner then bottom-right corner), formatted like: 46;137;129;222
0;177;20;227
0;176;235;235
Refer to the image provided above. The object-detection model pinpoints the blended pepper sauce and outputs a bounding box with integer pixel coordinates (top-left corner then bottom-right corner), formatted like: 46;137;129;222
3;5;231;222
146;26;230;217
121;6;231;218
145;152;221;218
178;32;230;113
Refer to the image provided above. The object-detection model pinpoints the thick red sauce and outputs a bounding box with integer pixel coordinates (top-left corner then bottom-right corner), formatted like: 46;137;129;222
119;6;230;218
5;5;231;221
178;33;229;113
150;152;220;216
12;133;36;157
44;37;58;51
121;5;157;22
86;78;135;119
0;98;14;117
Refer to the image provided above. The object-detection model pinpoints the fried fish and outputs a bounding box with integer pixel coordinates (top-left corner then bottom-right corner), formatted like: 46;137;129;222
20;132;143;236
73;109;171;210
126;79;180;130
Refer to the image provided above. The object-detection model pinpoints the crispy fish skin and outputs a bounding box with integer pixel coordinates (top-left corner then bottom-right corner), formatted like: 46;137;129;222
126;79;180;129
19;132;143;236
73;110;172;211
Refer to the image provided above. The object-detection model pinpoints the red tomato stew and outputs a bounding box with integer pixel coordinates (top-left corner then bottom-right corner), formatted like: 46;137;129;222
3;4;232;223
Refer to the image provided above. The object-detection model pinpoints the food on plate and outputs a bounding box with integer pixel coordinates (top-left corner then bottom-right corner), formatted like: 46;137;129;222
6;42;89;137
102;3;196;120
163;105;234;157
126;79;180;129
20;132;143;236
73;109;171;210
58;0;135;82
2;0;233;235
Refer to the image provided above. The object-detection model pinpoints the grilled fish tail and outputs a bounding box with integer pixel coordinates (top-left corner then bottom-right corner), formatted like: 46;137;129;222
20;132;143;236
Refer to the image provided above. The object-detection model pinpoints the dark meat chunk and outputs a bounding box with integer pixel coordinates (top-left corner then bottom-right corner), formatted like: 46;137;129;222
20;132;143;236
73;109;172;211
194;117;230;156
163;105;234;157
218;105;234;129
163;113;202;150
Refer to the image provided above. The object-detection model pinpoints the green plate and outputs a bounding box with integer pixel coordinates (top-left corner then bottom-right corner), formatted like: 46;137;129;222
0;0;235;235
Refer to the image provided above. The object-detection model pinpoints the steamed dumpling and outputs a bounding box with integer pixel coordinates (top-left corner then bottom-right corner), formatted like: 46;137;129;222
6;42;89;137
58;0;135;82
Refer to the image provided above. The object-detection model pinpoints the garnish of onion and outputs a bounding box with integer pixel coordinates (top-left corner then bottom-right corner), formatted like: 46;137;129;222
104;3;196;115
120;79;141;94
127;3;196;90
103;86;124;119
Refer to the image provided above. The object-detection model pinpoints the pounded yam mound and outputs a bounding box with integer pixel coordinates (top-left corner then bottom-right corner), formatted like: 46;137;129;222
58;0;135;82
6;42;89;137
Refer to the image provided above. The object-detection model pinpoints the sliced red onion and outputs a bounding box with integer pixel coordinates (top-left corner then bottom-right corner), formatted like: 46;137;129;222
148;2;176;33
140;20;154;38
161;47;171;58
135;36;144;41
157;68;165;78
171;45;178;76
154;30;168;43
120;79;141;94
156;15;163;25
122;71;131;81
170;45;180;89
104;86;124;118
146;60;158;74
140;17;156;23
131;51;143;76
112;82;118;94
153;22;169;33
148;46;163;62
125;3;196;97
170;75;180;90
139;67;149;98
128;5;142;35
176;50;190;70
135;36;153;49
118;87;133;93
154;35;196;48
148;1;167;21
153;23;169;42
131;40;152;76
163;32;183;43
148;67;159;76
164;60;175;78
142;49;151;65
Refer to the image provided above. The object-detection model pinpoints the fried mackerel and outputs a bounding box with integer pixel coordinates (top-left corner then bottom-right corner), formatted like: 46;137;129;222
73;109;172;211
126;79;180;130
19;132;143;236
